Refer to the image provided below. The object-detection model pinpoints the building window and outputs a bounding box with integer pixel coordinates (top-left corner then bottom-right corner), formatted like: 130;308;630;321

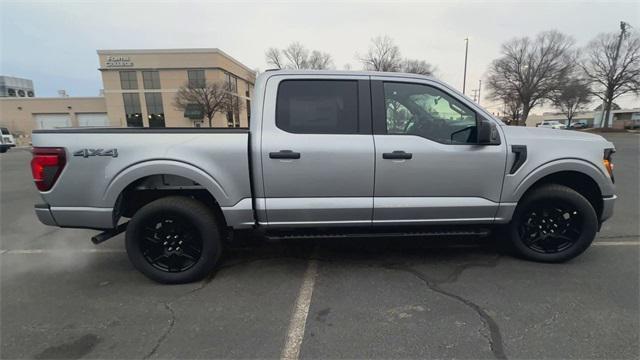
123;93;143;127
226;107;234;127
142;71;161;89
145;93;165;127
119;71;138;90
233;97;240;128
187;70;205;88
7;88;16;97
246;90;251;126
225;95;241;128
224;72;238;93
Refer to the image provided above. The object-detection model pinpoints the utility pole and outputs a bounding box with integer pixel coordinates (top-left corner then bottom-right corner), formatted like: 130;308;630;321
471;89;479;103
603;21;629;128
462;38;469;94
477;79;482;105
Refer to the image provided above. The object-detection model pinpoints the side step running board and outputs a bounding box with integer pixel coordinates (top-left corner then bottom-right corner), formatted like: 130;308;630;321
265;229;491;241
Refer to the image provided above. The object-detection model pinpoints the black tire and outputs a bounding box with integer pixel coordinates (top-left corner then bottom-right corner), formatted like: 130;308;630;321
0;147;7;153
508;184;598;263
125;196;222;284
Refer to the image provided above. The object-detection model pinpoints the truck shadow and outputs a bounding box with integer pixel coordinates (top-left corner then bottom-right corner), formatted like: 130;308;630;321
219;234;508;275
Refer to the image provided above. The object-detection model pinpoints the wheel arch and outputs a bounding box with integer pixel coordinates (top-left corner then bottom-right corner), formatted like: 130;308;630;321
513;161;609;219
105;160;231;228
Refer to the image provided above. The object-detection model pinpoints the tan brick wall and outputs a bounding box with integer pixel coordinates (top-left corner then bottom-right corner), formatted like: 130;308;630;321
98;49;255;128
0;97;107;142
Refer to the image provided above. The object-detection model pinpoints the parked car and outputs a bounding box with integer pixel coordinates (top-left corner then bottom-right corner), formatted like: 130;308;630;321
30;70;617;284
0;127;16;153
538;120;567;129
569;122;588;129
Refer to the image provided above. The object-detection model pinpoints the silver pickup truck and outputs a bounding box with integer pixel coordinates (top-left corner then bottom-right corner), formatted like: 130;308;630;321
31;70;616;283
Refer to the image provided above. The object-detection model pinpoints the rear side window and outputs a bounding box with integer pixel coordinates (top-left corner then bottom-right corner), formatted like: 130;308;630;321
276;80;358;134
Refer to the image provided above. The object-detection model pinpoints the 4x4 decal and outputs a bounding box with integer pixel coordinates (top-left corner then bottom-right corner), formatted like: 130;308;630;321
73;148;118;158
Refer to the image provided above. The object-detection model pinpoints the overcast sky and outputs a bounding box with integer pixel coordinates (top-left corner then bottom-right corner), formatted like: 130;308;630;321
1;0;638;114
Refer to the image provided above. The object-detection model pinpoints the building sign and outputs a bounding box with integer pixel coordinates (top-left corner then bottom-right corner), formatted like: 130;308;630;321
105;56;133;67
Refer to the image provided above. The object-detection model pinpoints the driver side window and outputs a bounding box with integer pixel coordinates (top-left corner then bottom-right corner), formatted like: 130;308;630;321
384;82;478;144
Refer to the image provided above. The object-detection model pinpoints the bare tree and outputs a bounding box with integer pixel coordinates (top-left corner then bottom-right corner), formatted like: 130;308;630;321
360;35;403;72
307;50;334;70
359;36;436;76
265;43;334;70
550;78;591;127
581;23;640;128
594;102;621;111
265;47;285;69
487;31;576;125
282;42;309;69
174;80;241;128
501;92;523;125
402;59;436;75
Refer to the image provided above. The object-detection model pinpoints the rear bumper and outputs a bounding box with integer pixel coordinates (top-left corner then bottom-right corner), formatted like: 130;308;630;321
34;204;114;230
35;204;58;226
601;195;616;222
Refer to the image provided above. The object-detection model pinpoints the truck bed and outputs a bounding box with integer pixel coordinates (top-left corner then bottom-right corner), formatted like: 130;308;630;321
32;127;253;229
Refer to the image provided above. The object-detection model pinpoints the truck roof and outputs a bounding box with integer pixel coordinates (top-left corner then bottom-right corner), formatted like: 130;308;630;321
260;69;435;80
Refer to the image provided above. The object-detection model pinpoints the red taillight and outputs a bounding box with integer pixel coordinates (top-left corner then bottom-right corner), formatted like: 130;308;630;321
31;147;66;191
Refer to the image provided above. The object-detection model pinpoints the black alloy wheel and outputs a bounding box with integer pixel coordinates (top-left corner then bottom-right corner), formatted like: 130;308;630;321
509;184;598;263
518;204;583;254
141;215;203;273
126;196;222;284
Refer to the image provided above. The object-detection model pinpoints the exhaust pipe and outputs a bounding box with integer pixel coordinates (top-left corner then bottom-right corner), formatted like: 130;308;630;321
91;222;128;245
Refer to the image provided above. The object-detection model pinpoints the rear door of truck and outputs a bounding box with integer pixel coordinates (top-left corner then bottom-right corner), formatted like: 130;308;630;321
260;74;374;226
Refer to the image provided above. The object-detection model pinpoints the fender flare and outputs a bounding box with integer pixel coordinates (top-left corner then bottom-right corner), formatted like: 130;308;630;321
510;158;613;202
102;159;231;208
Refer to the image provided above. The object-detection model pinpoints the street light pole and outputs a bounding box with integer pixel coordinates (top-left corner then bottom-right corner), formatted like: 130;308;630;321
477;79;482;105
462;38;469;94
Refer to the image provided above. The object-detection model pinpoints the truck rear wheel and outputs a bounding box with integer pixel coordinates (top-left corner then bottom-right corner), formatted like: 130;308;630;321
125;196;222;284
508;184;598;262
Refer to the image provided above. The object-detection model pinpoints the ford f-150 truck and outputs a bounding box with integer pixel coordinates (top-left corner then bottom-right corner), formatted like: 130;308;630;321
31;70;616;283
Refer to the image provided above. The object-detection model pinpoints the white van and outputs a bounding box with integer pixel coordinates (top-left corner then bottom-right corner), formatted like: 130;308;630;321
0;127;16;153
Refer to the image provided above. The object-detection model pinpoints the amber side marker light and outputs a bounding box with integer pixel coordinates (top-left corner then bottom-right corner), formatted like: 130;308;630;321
604;148;615;183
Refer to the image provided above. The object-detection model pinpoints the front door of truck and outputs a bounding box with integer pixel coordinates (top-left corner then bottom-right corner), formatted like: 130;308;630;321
370;77;507;224
260;75;374;226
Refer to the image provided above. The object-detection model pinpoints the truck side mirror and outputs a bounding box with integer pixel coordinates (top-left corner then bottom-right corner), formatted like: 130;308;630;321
478;117;500;145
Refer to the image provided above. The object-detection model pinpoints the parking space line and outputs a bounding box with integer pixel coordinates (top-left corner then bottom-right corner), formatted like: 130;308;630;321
281;259;319;360
0;249;125;254
593;241;640;246
1;241;638;256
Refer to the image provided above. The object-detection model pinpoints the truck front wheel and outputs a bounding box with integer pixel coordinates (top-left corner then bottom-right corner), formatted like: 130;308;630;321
125;196;222;284
508;184;598;262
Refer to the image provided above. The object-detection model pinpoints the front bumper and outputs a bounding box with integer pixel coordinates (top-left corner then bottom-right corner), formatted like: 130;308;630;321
601;195;617;222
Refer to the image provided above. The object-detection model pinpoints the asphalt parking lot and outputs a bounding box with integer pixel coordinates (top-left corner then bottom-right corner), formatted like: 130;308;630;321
1;133;638;359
